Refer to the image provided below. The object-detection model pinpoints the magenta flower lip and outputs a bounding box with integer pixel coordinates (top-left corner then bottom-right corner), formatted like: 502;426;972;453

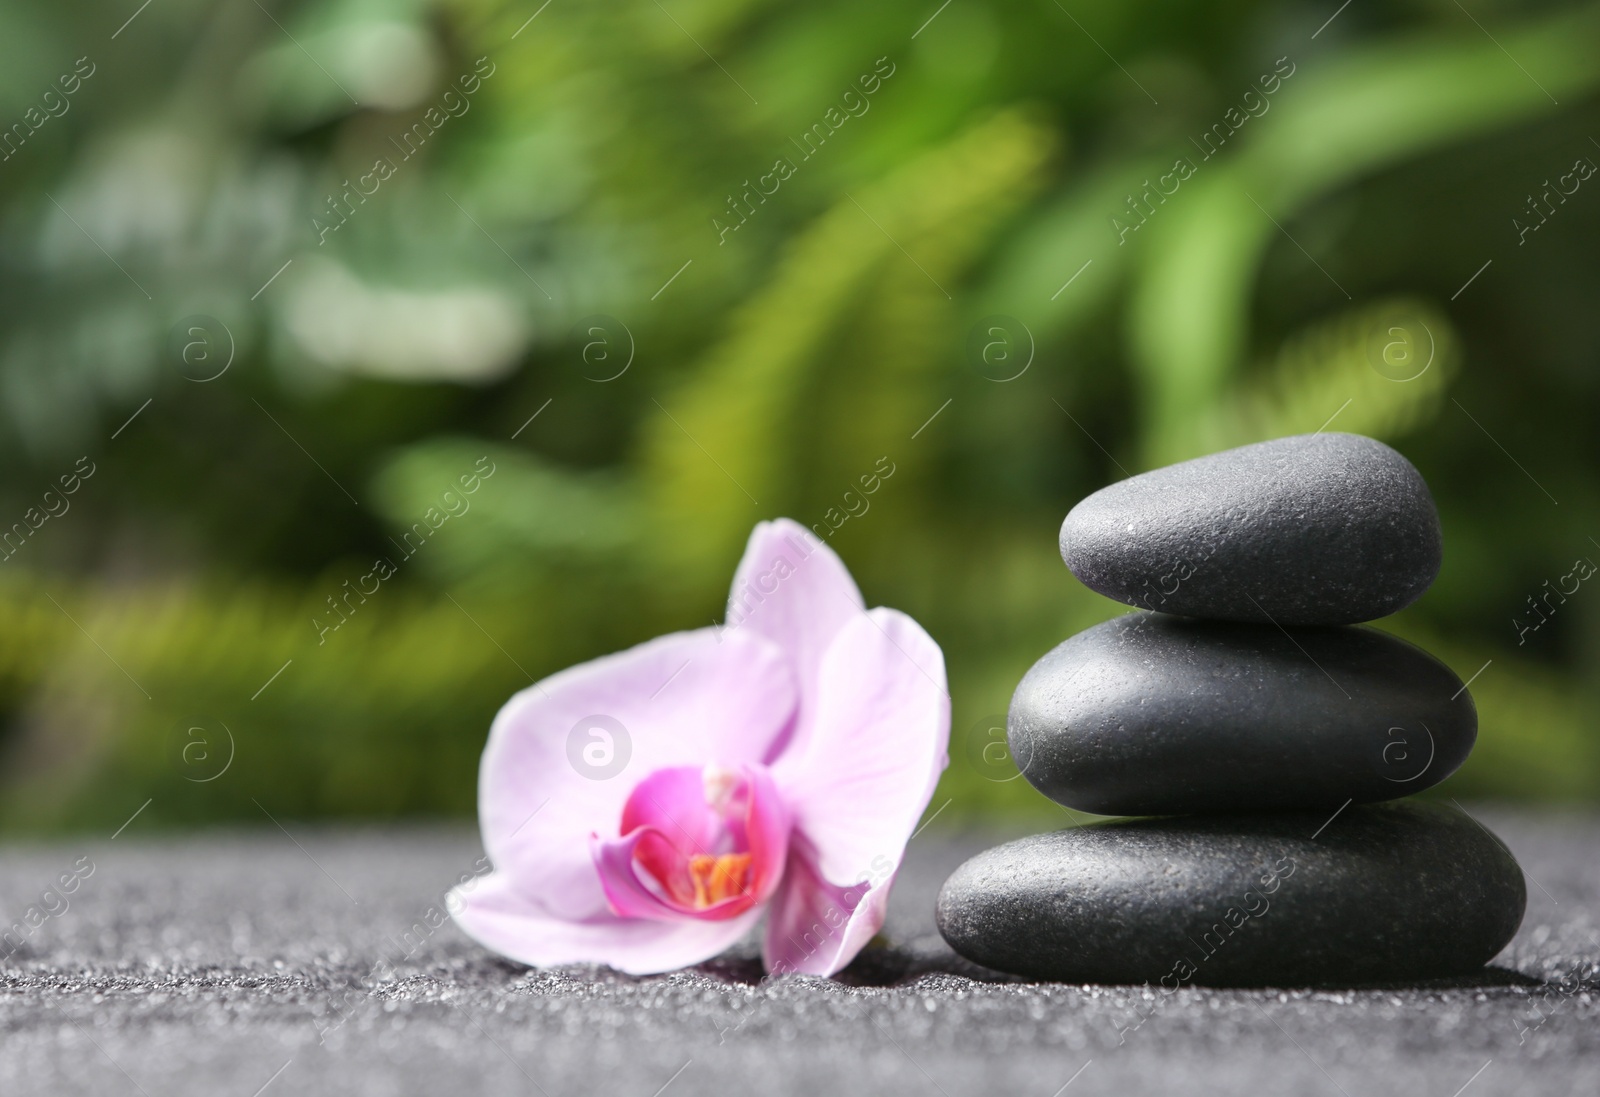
590;762;790;922
450;519;951;976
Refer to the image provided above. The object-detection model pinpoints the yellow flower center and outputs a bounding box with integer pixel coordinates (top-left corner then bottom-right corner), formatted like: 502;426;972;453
688;852;751;908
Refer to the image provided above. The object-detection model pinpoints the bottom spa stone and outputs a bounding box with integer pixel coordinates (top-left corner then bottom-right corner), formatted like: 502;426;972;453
935;802;1525;986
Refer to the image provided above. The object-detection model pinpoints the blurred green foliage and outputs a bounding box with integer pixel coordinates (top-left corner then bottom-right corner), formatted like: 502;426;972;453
1;0;1599;832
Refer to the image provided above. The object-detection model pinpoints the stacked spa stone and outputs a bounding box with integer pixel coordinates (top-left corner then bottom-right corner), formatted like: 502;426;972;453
937;433;1527;986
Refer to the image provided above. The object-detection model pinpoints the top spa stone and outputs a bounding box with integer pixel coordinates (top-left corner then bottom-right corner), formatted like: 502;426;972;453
1059;433;1442;625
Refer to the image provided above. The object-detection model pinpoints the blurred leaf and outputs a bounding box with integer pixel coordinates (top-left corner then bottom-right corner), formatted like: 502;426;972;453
371;438;641;580
1195;297;1460;456
639;110;1055;593
1130;5;1600;465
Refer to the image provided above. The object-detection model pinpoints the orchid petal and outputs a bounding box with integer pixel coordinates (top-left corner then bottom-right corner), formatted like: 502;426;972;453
451;871;761;976
475;628;796;924
725;519;864;765
590;827;689;920
774;608;949;888
761;839;895;977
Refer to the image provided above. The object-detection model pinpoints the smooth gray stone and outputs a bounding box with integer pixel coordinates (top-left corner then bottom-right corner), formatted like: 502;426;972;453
1059;432;1442;625
935;802;1527;986
1009;613;1475;815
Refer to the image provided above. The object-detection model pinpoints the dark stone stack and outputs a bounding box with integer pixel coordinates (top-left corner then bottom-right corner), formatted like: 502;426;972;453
937;433;1527;986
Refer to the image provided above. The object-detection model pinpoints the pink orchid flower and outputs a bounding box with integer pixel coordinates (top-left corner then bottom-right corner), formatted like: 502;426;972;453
449;519;950;976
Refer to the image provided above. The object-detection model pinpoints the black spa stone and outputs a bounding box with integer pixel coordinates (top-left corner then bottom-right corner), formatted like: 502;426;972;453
1008;613;1475;816
935;801;1526;986
1059;432;1442;625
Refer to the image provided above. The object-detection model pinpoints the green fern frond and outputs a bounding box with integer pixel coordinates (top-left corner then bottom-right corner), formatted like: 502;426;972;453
372;439;641;580
1194;297;1458;456
639;111;1055;591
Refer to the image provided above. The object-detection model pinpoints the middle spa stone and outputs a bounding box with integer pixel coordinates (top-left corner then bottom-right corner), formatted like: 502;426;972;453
1009;613;1475;816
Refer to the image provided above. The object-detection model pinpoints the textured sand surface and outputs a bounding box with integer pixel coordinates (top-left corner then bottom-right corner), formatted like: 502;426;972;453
1;810;1595;1096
